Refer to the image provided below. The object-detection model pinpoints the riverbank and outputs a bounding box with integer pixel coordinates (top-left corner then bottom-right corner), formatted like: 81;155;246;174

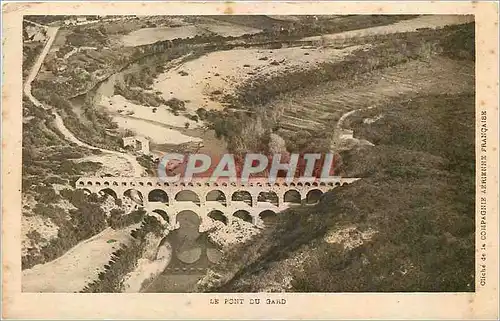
22;225;138;292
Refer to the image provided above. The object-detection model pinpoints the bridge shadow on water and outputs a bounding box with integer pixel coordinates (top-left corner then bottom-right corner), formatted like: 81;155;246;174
143;210;223;293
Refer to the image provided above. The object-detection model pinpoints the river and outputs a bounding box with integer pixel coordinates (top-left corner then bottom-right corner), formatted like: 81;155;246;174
142;210;223;293
70;54;229;292
71;56;228;156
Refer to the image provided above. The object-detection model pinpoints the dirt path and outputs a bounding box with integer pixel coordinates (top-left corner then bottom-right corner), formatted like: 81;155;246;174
53;113;144;176
22;226;138;292
23;22;144;177
23;26;59;109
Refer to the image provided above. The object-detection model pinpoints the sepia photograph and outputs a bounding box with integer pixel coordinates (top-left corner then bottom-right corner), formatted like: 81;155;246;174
2;1;499;319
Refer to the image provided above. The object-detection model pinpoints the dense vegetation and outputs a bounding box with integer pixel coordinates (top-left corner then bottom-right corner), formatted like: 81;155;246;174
21;95;118;269
199;92;475;293
22;16;474;292
21;97;103;190
22;189;108;269
108;208;146;229
209;15;415;39
22;42;43;79
227;23;474;109
292;93;475;292
29;91;123;151
199;23;475;162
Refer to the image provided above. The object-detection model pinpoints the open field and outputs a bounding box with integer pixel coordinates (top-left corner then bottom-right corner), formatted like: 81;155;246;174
272;57;474;135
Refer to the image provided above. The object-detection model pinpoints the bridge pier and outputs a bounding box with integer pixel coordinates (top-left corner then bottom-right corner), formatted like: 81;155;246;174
253;215;264;227
252;195;258;208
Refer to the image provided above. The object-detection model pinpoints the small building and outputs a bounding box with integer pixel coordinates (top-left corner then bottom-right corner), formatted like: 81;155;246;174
123;136;150;155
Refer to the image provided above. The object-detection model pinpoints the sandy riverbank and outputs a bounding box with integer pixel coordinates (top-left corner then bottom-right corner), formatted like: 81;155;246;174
302;15;474;42
22;225;139;293
120;21;261;47
152;45;366;112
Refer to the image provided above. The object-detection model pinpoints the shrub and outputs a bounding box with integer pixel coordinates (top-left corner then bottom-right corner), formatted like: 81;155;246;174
81;216;163;292
108;208;145;229
166;97;186;111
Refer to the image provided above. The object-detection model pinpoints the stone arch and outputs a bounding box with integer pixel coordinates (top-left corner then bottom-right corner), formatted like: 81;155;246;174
259;209;277;221
99;188;118;200
87;181;93;186
231;190;252;206
78;181;85;186
152;209;169;223
257;191;279;207
148;189;169;203
207;210;228;225
206;190;227;206
233;210;252;223
174;211;202;264
283;189;301;204
175;190;200;206
306;189;323;204
175;210;201;229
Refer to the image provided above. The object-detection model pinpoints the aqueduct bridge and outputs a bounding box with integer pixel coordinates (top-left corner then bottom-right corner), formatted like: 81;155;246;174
76;177;361;227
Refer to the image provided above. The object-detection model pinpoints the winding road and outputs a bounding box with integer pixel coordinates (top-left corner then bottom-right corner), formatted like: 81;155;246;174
24;22;144;177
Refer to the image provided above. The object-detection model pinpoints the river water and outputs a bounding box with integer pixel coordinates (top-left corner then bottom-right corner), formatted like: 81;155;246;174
142;210;223;293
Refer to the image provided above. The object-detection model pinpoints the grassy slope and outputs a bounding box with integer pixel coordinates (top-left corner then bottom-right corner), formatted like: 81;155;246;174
196;25;475;292
200;93;474;293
